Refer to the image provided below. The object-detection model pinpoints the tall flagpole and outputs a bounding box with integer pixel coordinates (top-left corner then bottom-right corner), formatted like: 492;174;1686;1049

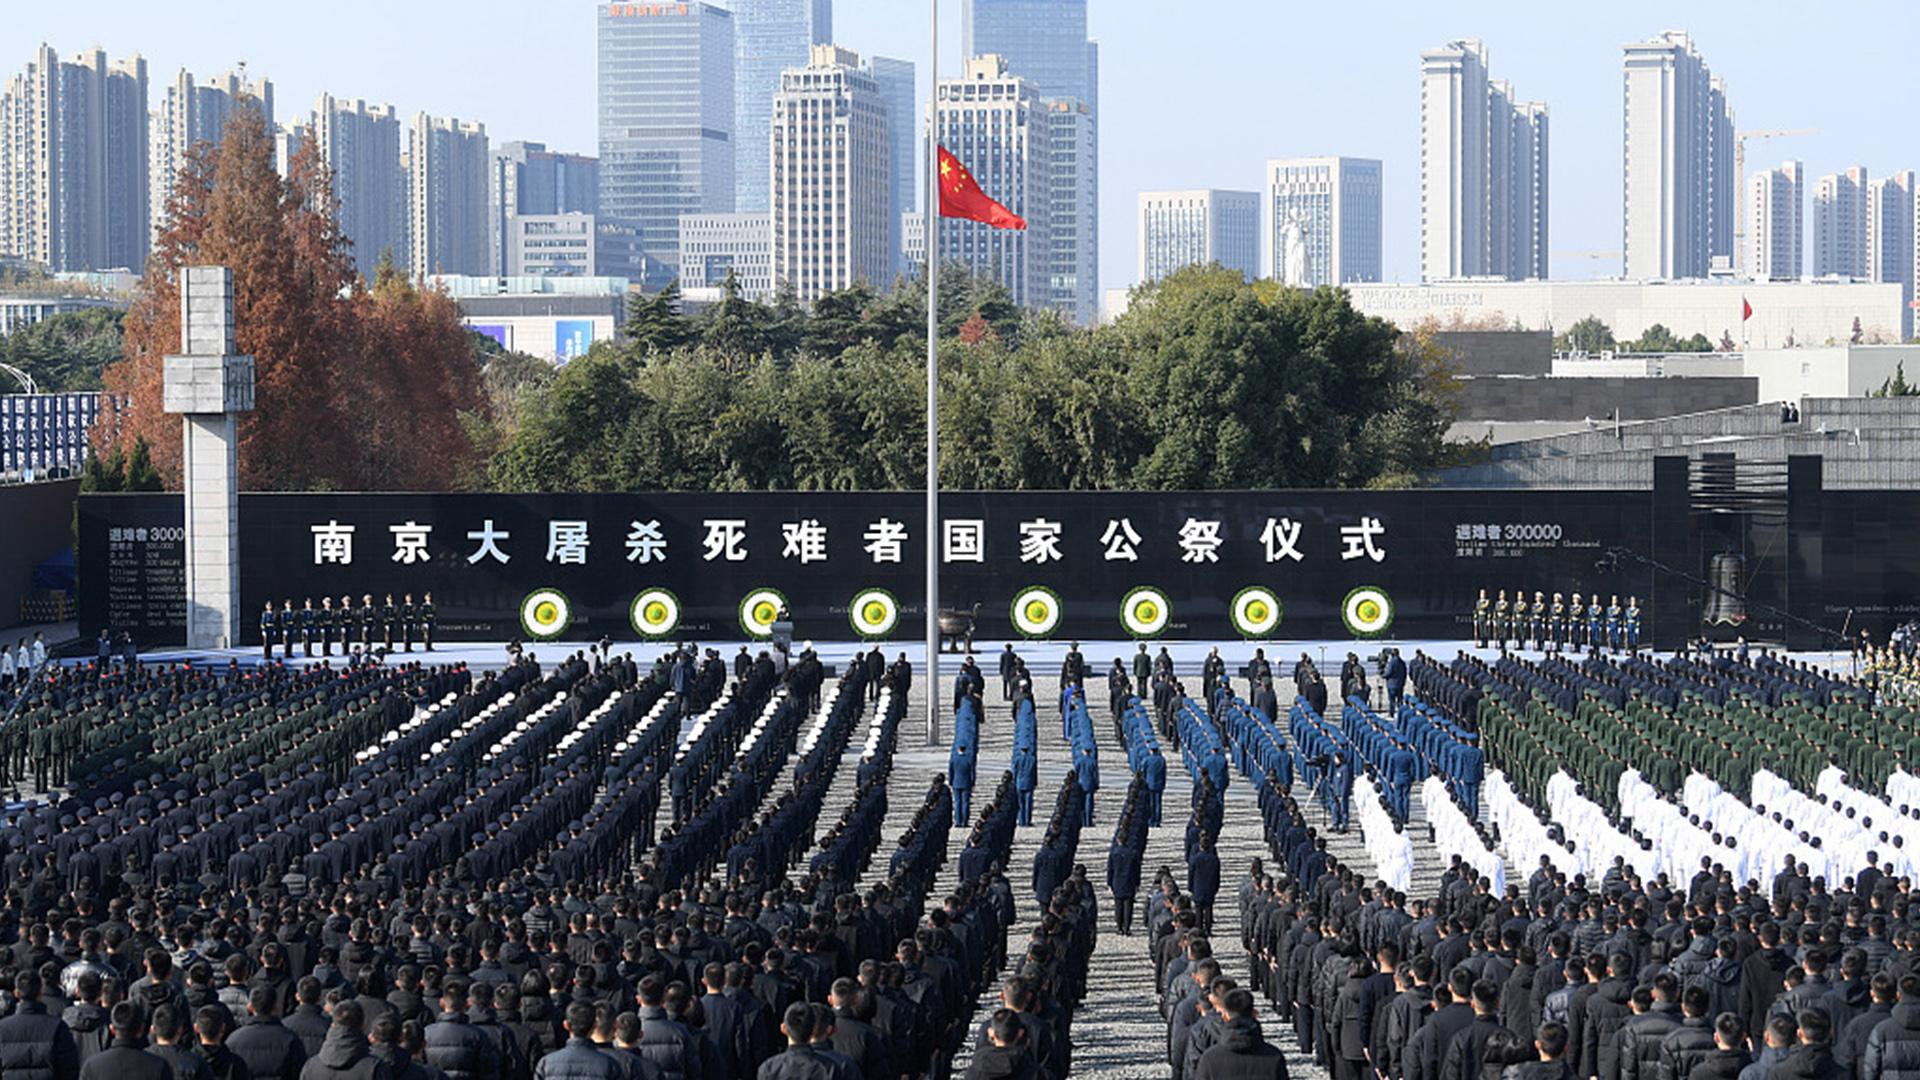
924;0;941;746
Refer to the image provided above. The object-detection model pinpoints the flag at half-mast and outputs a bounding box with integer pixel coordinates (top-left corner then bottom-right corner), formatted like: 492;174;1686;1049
937;145;1027;230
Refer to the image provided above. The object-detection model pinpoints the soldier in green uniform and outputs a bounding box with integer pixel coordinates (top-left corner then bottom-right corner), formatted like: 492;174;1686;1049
1473;588;1491;647
1625;596;1642;652
1494;590;1512;649
1549;592;1565;653
1512;590;1530;650
280;600;297;659
1606;595;1623;652
420;592;436;651
1529;591;1546;651
28;714;49;791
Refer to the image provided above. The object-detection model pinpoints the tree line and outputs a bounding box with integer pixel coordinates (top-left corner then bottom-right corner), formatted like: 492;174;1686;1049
481;266;1467;493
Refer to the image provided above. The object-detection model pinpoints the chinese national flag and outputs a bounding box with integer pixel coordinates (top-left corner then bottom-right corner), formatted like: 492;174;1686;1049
1742;297;1753;322
937;145;1027;230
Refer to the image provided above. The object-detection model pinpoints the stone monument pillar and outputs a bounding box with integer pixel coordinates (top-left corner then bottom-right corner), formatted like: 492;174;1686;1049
162;267;254;649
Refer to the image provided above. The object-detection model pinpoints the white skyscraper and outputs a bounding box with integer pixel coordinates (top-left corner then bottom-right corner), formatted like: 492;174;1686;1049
1622;31;1735;280
1136;189;1258;283
151;67;273;242
1265;157;1383;287
770;45;890;304
408;114;490;277
0;45;149;272
1748;161;1803;283
1419;41;1547;282
311;94;405;282
1812;166;1869;280
1866;170;1915;338
936;55;1048;308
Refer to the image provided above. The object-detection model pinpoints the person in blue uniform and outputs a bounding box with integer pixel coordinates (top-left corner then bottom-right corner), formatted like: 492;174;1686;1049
1326;751;1354;831
1625;596;1642;651
1385;741;1417;824
1606;594;1622;652
260;602;278;661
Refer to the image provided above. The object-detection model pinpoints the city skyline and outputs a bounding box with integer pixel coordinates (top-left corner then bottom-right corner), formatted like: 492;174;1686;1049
3;1;1915;291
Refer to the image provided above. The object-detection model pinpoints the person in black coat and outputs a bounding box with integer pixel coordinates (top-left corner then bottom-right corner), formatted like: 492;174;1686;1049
296;1003;391;1080
0;971;81;1080
1688;1015;1752;1080
423;982;500;1080
1771;1009;1847;1080
757;1003;839;1080
227;988;309;1080
1657;987;1719;1080
532;1004;628;1080
78;1003;170;1080
1194;989;1288;1080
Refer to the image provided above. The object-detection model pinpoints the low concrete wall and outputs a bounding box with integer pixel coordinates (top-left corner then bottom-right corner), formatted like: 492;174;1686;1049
1457;375;1758;421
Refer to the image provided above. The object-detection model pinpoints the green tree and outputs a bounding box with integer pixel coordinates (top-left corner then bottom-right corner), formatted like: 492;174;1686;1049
0;307;125;391
1555;316;1616;353
623;280;692;357
1875;362;1917;397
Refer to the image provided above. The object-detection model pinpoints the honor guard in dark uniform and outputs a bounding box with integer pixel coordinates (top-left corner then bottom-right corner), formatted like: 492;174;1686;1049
1587;592;1604;650
1606;594;1622;652
358;594;375;649
280;600;296;659
1625;596;1642;651
1493;590;1511;649
318;596;336;656
399;594;416;651
1529;590;1546;650
1472;589;1490;647
260;602;278;661
1568;593;1585;649
419;592;436;650
379;593;396;650
299;598;316;657
1509;590;1528;650
1548;592;1565;652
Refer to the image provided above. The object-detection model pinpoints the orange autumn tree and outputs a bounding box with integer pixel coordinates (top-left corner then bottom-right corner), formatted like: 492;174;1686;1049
100;105;484;491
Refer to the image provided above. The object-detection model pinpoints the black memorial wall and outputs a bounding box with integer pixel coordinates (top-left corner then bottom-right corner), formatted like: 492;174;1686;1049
80;489;1652;645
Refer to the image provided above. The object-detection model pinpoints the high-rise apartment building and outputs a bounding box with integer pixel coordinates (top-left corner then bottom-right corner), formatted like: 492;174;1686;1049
964;0;1098;322
1747;161;1803;283
310;94;405;282
1265;156;1383;287
1622;31;1735;280
0;45;150;272
598;1;735;287
1136;189;1258;283
864;55;916;280
151;67;272;240
770;45;890;304
1812;166;1869;280
408;114;489;277
935;56;1048;308
1866;170;1915;339
489;141;599;276
1419;40;1547;281
731;0;830;214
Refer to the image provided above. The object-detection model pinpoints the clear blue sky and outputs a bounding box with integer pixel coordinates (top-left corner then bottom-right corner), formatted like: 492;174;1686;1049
15;1;1915;290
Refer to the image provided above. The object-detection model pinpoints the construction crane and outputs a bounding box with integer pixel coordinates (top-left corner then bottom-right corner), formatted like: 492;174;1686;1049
1733;128;1817;268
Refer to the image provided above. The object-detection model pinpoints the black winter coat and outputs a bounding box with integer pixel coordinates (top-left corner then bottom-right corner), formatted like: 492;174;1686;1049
1657;1017;1717;1080
1864;1001;1920;1080
0;1000;81;1080
297;1028;393;1080
227;1017;309;1080
423;1015;501;1080
78;1038;172;1080
530;1039;627;1080
1688;1049;1751;1080
1193;1018;1289;1080
631;1008;700;1080
1767;1044;1846;1080
755;1045;841;1080
1619;1005;1682;1080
